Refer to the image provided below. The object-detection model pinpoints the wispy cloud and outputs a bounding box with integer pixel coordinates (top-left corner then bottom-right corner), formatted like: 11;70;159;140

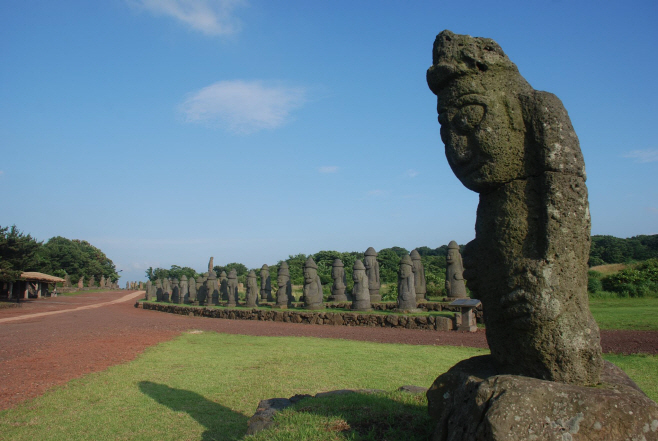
623;149;658;163
319;166;338;174
180;80;307;133
405;169;419;178
127;0;246;36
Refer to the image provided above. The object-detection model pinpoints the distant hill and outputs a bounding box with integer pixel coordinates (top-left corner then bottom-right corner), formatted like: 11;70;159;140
589;234;658;266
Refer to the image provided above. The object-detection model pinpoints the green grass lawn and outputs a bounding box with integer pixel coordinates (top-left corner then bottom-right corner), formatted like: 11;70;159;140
589;296;658;331
0;332;655;441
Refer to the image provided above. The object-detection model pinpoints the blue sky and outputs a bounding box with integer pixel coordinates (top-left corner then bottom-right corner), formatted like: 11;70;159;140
1;0;656;284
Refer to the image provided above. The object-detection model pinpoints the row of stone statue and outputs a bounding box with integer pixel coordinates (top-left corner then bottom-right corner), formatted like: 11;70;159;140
63;274;118;290
144;243;468;311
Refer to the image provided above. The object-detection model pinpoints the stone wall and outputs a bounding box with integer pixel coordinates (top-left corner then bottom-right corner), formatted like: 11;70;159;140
140;302;456;331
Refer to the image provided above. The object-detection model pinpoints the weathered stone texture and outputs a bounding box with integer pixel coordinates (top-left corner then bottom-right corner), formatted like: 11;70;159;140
329;259;348;302
397;254;418;311
410;249;427;302
245;270;259;307
227;269;239;307
445;241;467;299
260;264;272;301
426;356;658;441
275;262;292;308
427;30;601;385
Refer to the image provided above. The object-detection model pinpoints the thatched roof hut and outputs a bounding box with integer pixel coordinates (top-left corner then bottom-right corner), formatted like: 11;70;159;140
20;272;66;283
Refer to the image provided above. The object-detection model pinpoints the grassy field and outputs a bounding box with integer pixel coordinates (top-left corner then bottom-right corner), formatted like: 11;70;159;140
589;296;658;330
0;332;655;441
589;263;628;275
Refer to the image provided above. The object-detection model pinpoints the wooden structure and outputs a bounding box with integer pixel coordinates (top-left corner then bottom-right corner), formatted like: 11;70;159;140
3;272;65;300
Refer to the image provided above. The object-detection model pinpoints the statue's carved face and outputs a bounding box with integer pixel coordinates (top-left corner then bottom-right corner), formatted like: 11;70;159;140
400;264;412;278
447;249;458;263
277;274;286;287
303;267;316;283
438;91;525;192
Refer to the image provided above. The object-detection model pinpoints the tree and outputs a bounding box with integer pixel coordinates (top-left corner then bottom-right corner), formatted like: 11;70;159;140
0;225;43;282
39;237;118;283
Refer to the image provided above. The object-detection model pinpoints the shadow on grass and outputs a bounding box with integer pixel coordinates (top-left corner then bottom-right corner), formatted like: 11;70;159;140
138;381;249;441
254;392;434;441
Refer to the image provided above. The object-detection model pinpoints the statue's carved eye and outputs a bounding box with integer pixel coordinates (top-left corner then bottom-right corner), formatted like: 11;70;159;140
453;104;485;133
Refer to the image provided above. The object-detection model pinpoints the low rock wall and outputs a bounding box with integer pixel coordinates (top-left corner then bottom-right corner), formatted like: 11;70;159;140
140;303;455;331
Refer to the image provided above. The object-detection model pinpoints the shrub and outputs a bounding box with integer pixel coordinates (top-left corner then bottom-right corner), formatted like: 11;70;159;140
588;270;603;293
601;259;658;297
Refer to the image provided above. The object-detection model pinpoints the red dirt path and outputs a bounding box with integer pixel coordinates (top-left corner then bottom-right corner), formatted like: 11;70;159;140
0;291;655;411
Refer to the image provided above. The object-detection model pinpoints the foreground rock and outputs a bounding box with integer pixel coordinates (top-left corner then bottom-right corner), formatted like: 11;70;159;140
426;356;658;441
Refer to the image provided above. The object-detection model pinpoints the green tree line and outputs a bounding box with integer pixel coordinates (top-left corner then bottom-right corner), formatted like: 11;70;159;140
0;225;119;284
589;234;658;266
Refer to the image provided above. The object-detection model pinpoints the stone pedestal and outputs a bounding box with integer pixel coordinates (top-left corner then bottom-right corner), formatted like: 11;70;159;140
427;356;658;441
450;299;480;332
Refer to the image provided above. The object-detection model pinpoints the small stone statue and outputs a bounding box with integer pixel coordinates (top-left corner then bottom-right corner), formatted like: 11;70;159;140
351;260;371;311
329;259;348;302
275;262;292;308
427;30;601;384
227;269;239;307
445;241;467;299
100;276;106;289
245;270;259;307
205;270;218;307
162;279;171;302
171;279;181;303
303;257;324;310
410;249;427;302
188;276;197;304
364;247;381;302
219;271;228;303
144;280;152;300
64;275;71;288
155;279;163;302
78;277;84;289
260;264;272;301
179;275;189;303
208;257;214;274
397;254;418;311
88;276;95;288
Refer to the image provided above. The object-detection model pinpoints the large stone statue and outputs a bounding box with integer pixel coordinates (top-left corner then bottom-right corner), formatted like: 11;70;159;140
245;270;259;307
162;279;171;302
227;269;239;307
397;254;418;311
274;262;292;309
260;264;272;301
328;259;348;302
364;247;381;302
424;30;657;441
351;260;371;311
188;276;197;304
302;257;324;310
410;249;427;302
445;241;467;299
144;280;152;300
427;29;601;385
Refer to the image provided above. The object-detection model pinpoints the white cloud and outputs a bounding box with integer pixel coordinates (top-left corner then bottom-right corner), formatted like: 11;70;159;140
406;169;419;178
623;149;658;163
180;80;307;133
319;166;338;174
127;0;245;36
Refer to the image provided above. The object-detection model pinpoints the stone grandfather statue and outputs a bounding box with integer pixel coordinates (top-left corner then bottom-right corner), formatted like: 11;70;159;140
205;270;218;307
171;278;180;304
328;258;348;302
188;276;197;304
245;270;258;307
445;241;467;299
364;247;381;302
260;264;272;301
179;275;189;303
427;29;601;385
144;280;152;300
351;260;371;311
274;262;293;308
396;254;418;312
302;257;324;310
155;279;163;302
423;31;656;441
410;249;427;302
227;269;239;307
219;270;228;302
